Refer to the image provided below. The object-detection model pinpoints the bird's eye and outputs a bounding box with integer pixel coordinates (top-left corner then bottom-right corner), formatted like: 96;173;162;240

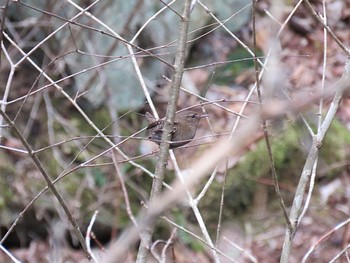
191;114;196;118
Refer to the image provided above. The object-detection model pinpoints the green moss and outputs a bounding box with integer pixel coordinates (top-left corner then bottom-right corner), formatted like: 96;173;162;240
319;118;350;174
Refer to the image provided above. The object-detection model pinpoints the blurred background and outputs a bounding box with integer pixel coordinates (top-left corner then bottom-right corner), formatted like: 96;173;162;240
0;0;350;262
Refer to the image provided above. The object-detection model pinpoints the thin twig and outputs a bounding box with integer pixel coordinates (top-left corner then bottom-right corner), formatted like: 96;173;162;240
195;166;218;203
302;217;350;262
161;228;177;263
216;159;228;246
223;237;258;263
112;152;139;227
162;216;237;262
0;244;21;263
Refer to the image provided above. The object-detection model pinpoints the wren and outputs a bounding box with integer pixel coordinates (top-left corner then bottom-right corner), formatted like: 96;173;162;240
145;111;207;149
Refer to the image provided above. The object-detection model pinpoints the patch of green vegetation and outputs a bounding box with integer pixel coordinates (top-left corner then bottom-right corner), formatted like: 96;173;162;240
199;118;350;228
214;47;263;85
319;118;350;175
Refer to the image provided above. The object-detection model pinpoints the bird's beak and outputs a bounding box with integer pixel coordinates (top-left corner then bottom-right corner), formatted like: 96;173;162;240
199;114;209;118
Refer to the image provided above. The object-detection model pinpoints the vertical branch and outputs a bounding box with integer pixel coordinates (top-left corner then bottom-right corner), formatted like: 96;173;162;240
251;0;291;229
298;0;329;223
280;143;318;262
280;0;349;260
136;0;192;262
280;59;349;263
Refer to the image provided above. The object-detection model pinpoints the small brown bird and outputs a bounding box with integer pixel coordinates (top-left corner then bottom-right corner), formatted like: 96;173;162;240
145;111;207;149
